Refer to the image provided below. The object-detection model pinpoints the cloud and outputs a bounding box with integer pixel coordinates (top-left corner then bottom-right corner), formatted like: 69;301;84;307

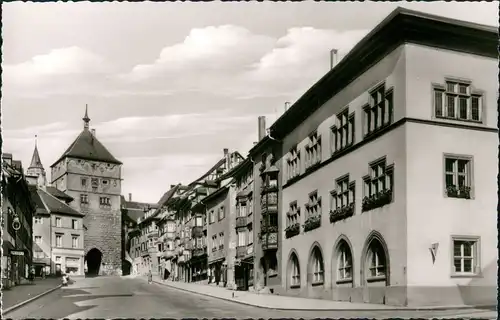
119;26;369;101
2;46;116;97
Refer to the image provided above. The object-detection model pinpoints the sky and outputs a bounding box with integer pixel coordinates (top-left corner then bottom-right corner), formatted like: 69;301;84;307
2;1;498;203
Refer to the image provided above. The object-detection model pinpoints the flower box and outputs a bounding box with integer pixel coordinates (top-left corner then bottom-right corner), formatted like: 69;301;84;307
285;223;300;238
261;225;278;235
303;215;321;232
446;185;471;199
329;202;355;223
362;189;392;212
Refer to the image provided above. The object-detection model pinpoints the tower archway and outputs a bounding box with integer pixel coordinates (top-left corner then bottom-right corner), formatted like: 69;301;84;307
85;248;103;276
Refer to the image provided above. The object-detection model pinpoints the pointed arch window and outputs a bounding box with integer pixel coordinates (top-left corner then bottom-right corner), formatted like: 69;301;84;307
337;241;353;282
289;253;300;288
310;247;324;285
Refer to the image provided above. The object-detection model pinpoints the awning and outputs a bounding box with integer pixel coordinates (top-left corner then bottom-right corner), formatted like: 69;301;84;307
209;257;225;265
2;241;15;256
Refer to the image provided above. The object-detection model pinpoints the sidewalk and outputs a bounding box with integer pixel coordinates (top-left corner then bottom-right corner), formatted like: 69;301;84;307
151;275;400;311
3;278;62;311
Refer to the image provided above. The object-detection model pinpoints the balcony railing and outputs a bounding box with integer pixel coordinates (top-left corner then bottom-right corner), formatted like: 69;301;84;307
235;216;247;228
236;245;246;258
147;230;159;239
261;232;278;251
192;246;207;257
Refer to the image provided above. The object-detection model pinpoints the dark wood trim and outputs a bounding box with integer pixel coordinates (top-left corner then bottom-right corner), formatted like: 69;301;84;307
270;8;497;140
283;117;497;190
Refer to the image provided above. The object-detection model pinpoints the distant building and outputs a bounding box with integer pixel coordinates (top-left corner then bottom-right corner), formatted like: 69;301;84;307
50;106;123;276
27;142;85;276
1;153;36;288
269;8;497;307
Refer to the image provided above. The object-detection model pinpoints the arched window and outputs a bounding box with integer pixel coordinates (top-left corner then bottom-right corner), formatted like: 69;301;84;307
367;239;386;280
310;247;324;284
289;253;300;287
337;241;353;281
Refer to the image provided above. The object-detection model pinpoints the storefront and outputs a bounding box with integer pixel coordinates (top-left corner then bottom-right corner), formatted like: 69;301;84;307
65;257;82;275
235;257;254;291
208;258;226;286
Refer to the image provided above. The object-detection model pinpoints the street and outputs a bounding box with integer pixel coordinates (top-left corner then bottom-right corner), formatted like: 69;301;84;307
5;276;497;319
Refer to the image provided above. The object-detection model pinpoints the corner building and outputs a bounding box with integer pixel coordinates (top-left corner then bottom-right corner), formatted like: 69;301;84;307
272;9;497;307
50;106;123;276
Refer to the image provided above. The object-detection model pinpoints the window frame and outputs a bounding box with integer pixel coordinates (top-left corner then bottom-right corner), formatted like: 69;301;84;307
35;235;42;245
443;153;474;199
363;84;394;137
55;217;62;228
305;190;321;218
55;233;63;248
311;249;324;285
72;235;79;248
331;174;355;210
363;158;394;198
331;108;355;154
286;201;300;228
305;131;322;169
450;235;481;277
366;241;387;282
432;79;484;123
289;254;300;288
287;146;300;181
337;242;353;283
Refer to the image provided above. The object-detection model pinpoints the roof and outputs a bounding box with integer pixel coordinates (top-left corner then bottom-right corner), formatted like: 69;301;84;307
37;188;84;217
29;144;44;169
121;195;158;222
51;129;122;167
153;184;180;215
201;185;230;205
45;186;74;202
29;185;49;215
268;7;498;140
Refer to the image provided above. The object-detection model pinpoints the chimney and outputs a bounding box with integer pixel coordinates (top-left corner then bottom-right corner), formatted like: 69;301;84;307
330;48;338;70
223;148;231;171
284;101;291;112
258;116;266;141
128;193;132;201
170;184;175;189
91;129;96;136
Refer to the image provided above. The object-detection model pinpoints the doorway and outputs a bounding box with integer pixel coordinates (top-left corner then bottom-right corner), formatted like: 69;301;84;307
85;248;103;276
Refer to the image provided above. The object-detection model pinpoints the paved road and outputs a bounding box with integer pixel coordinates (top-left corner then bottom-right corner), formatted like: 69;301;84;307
5;276;497;319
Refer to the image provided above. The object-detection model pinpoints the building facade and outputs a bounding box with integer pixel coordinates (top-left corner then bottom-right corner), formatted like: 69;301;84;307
232;158;255;291
268;8;497;307
1;153;36;288
50;106;123;276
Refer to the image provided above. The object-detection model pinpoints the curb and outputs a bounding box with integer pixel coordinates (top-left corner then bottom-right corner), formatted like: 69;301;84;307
3;284;63;315
152;280;496;312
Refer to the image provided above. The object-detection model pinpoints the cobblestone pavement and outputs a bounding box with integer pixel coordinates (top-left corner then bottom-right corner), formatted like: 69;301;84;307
2;277;61;310
5;275;497;319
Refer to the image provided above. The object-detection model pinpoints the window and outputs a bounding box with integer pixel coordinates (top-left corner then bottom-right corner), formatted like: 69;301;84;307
218;206;225;220
81;178;87;188
72;235;79;248
80;194;89;204
286;201;300;227
35;236;42;244
102;179;109;185
56;234;63;247
289;254;300;287
311;248;324;284
453;237;480;275
34;217;43;224
195;216;203;227
331;175;355;209
445;156;472;199
55;217;62;227
337;241;353;281
238;203;246;217
237;231;246;247
72;219;78;229
209;210;215;224
367;240;386;279
287;147;300;180
305;132;321;169
55;256;61;263
332;109;355;153
211;235;217;252
248;226;253;245
434;80;482;122
364;84;393;136
219;232;224;250
99;197;111;206
247;197;253;216
305;191;321;218
364;159;393;197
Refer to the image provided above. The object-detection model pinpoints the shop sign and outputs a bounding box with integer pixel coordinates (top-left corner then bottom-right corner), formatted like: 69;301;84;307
10;250;24;256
